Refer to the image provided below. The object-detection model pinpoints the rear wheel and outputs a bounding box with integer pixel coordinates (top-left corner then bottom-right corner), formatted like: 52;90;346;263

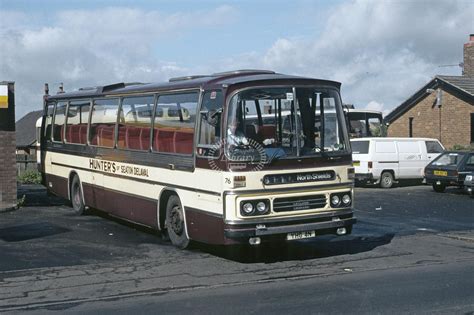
71;175;86;215
380;172;394;188
165;195;190;249
432;183;446;193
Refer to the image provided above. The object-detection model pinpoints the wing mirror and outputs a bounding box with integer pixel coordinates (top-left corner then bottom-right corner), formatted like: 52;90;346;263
200;109;222;126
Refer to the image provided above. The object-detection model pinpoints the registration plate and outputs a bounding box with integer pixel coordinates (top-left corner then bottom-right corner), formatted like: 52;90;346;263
434;170;448;176
286;230;316;240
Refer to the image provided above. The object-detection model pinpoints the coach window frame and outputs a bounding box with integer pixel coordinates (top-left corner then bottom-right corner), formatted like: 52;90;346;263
64;98;92;146
88;97;121;148
116;94;155;152
44;101;57;142
51;100;69;143
150;89;201;157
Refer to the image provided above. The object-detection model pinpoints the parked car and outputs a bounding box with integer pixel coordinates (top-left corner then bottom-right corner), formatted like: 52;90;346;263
464;172;474;197
351;137;444;188
424;151;474;193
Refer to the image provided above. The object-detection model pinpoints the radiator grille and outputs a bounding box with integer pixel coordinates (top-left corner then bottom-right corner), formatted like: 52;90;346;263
273;194;327;212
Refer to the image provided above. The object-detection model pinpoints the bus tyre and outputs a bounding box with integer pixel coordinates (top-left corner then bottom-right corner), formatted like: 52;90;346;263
165;195;190;249
380;172;394;189
432;183;446;193
71;176;86;215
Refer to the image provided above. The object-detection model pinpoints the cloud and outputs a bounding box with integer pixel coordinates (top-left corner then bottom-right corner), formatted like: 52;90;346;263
0;5;238;118
363;100;391;117
260;0;473;114
1;1;473;120
364;101;384;112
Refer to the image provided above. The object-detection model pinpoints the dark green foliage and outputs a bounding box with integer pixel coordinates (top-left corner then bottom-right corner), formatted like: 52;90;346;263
18;170;42;184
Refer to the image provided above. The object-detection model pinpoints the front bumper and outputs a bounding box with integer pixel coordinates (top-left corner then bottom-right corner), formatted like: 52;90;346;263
463;181;474;195
224;209;355;241
425;176;462;186
355;173;374;183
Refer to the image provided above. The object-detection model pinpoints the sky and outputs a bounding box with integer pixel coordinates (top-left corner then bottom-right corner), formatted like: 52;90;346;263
1;0;473;119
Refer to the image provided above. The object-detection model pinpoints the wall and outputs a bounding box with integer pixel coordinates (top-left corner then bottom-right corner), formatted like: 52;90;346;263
0;82;17;211
0;132;17;211
387;89;473;149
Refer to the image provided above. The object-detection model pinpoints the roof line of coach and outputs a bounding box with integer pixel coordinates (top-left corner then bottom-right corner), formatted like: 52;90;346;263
45;70;341;100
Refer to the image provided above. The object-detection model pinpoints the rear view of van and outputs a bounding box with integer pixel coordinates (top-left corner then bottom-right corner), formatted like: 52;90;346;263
351;138;444;188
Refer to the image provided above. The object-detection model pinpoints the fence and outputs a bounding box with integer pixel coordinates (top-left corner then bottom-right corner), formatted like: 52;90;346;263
16;154;37;176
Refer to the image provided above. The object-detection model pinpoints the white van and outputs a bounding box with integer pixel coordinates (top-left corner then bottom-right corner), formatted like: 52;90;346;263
351;137;444;188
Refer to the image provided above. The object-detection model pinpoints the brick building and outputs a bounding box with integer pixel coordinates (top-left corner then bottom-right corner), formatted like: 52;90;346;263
0;81;17;212
385;35;474;149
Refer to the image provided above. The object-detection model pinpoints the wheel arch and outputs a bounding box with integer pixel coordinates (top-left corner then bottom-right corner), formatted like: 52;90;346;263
381;169;396;179
67;170;86;206
157;188;191;243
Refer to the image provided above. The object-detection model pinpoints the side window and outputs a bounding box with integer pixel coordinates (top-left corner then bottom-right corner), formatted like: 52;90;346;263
350;140;369;154
89;98;119;147
349;118;367;138
426;141;443;154
368;117;385;137
397;141;420;153
375;141;396;153
152;92;199;154
52;101;67;142
117;96;154;151
197;90;223;156
44;102;55;141
466;154;474;166
65;100;90;145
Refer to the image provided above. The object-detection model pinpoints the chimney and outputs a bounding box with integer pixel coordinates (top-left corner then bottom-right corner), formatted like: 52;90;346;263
463;34;474;77
57;82;64;94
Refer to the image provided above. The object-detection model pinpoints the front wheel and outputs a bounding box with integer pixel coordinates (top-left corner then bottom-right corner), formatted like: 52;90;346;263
380;172;394;188
165;195;190;249
432;183;446;193
71;175;86;215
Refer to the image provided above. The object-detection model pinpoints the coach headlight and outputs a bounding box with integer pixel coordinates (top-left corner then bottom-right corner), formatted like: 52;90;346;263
256;201;269;214
330;195;341;207
242;202;254;215
342;194;351;206
240;200;270;216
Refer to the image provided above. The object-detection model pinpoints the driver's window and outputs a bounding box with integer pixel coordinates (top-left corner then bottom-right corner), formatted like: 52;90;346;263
197;90;223;156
